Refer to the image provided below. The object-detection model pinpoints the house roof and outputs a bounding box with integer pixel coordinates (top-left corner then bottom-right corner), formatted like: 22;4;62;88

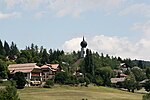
120;74;127;77
111;78;125;83
8;63;40;73
73;59;83;65
50;64;59;69
41;65;49;69
41;64;60;71
139;79;149;84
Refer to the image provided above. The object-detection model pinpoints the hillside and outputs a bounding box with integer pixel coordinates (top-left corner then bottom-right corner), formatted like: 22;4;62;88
18;85;143;100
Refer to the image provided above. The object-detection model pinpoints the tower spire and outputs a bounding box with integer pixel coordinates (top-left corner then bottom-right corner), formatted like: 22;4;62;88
83;36;85;41
80;36;87;58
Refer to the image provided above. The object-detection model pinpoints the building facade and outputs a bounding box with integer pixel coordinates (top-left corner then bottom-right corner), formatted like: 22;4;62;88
8;63;62;81
41;64;62;81
8;63;42;81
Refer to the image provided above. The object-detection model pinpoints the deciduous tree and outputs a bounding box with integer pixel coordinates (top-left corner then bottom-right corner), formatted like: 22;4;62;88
13;72;26;89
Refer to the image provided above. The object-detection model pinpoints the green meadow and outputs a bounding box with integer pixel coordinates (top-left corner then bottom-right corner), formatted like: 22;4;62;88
18;86;143;100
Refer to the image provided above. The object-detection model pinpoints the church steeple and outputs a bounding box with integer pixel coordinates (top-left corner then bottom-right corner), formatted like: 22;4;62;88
80;36;87;48
80;36;87;58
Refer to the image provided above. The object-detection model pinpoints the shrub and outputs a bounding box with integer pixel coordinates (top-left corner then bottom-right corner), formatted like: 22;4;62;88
0;86;20;100
85;73;93;82
43;80;54;88
136;82;142;90
144;80;150;92
84;77;90;87
0;80;15;86
78;77;85;83
143;93;150;100
55;72;69;84
0;59;8;79
94;76;103;86
65;75;79;86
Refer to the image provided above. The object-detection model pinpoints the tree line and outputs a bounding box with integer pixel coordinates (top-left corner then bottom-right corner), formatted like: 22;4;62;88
1;40;150;92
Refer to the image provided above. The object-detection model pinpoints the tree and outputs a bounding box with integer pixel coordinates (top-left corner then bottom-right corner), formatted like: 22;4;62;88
135;82;142;90
49;49;64;63
138;60;144;69
4;41;10;56
9;42;19;60
144;80;150;92
84;49;94;76
60;52;78;73
99;67;113;86
41;49;49;64
13;72;26;89
84;77;90;87
15;57;28;64
123;58;133;68
110;57;120;69
0;40;5;56
19;50;32;62
117;57;123;62
131;67;146;82
0;59;8;79
123;74;136;92
146;67;150;79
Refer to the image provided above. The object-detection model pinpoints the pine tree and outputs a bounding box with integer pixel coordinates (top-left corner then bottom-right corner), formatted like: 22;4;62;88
4;41;10;56
9;42;19;60
0;40;5;56
84;49;94;76
41;49;49;64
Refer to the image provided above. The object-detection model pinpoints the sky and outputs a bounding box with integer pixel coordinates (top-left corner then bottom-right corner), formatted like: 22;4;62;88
0;0;150;60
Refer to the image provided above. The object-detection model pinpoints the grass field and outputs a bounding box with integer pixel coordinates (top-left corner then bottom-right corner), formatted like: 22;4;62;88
18;86;143;100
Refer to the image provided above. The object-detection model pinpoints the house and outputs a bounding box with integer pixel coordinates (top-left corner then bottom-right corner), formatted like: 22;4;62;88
8;63;42;81
111;68;127;84
73;71;83;77
111;77;125;84
119;63;130;71
111;72;127;84
8;63;63;85
41;64;62;81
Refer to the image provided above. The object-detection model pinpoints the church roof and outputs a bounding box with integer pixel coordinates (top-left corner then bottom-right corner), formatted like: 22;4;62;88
80;37;87;48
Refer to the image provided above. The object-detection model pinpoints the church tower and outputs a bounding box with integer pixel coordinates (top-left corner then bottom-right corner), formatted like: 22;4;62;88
80;37;87;58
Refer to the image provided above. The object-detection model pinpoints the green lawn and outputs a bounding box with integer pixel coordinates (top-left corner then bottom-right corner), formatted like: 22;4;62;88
18;86;143;100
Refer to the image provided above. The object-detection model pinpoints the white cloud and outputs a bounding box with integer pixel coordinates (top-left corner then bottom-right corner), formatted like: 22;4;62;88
62;35;150;60
22;0;47;10
48;0;126;17
4;0;20;8
4;0;47;9
4;0;126;17
62;37;82;52
132;21;150;39
0;12;21;20
119;3;150;17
